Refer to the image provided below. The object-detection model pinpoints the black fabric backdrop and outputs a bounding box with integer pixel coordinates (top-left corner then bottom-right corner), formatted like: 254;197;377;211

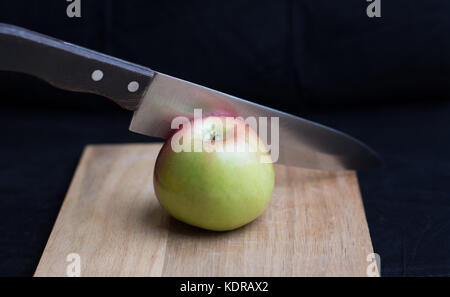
1;0;450;276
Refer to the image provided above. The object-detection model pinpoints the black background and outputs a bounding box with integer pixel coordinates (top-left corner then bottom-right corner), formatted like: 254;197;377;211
1;0;450;276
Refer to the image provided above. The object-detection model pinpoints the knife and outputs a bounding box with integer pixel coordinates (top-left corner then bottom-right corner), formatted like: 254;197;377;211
0;23;380;170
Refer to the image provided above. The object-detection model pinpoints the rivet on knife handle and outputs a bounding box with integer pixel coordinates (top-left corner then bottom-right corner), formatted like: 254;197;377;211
0;23;154;110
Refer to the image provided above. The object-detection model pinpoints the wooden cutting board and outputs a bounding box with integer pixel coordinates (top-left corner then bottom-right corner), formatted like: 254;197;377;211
34;143;377;277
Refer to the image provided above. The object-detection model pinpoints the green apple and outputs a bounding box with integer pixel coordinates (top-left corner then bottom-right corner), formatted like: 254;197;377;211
153;116;275;231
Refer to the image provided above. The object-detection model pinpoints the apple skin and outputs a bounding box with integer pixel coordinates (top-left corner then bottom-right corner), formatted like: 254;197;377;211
153;116;275;231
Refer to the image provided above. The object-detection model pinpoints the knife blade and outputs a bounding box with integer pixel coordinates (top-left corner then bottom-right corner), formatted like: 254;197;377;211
0;23;380;170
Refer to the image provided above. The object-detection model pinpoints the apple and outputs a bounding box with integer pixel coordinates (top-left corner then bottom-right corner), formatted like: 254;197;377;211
153;116;275;231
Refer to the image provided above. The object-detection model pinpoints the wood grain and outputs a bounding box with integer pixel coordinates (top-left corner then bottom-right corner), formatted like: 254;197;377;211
34;143;377;277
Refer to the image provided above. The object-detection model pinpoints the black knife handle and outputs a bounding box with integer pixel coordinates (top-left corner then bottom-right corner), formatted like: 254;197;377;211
0;23;154;110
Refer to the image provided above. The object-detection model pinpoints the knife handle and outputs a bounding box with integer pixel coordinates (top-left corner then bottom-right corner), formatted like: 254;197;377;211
0;23;154;110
